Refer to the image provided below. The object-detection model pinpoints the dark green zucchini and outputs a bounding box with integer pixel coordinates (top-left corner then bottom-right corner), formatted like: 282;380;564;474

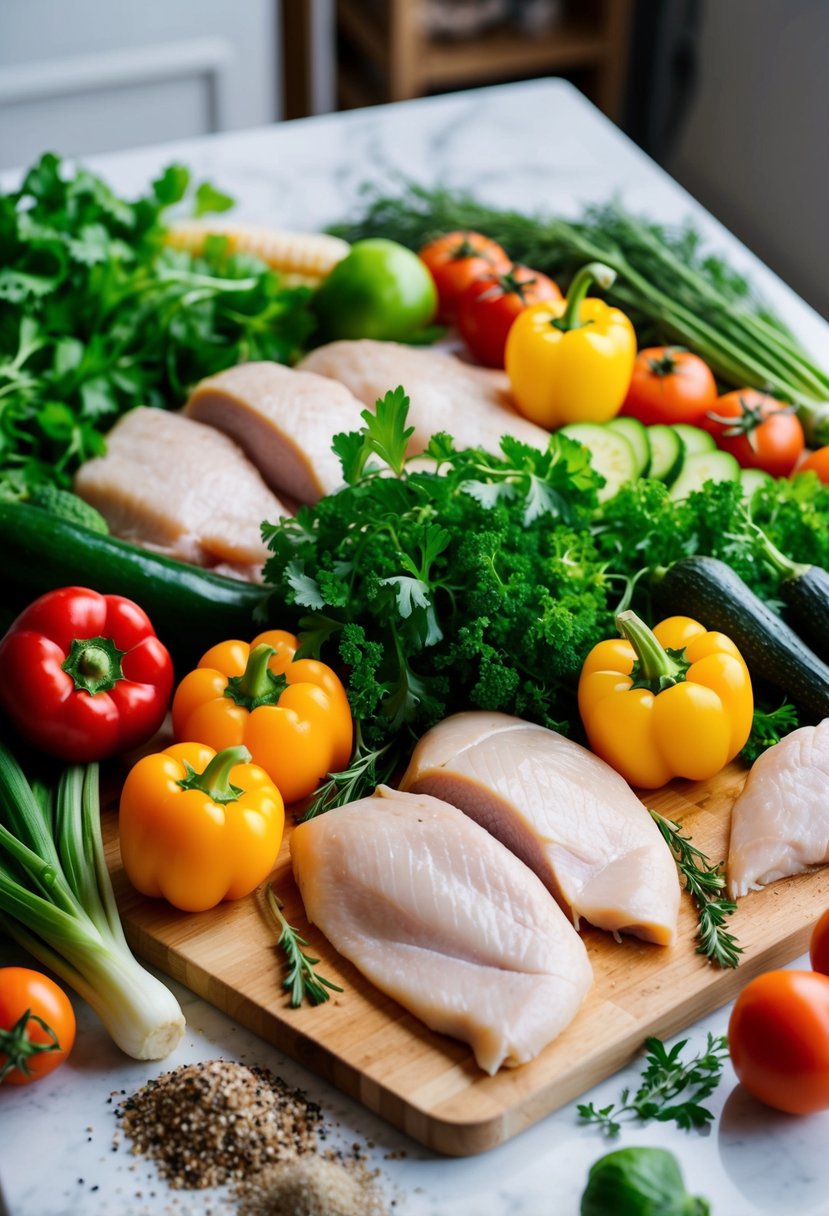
0;501;266;664
652;554;829;722
751;525;829;663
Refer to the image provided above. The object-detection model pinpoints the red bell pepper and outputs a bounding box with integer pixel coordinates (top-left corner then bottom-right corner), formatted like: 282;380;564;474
0;586;173;761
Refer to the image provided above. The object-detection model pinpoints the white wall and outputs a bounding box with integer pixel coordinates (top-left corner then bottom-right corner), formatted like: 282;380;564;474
668;0;829;322
0;0;281;171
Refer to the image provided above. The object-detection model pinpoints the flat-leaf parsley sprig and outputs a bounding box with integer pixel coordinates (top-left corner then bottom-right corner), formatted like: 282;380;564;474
578;1033;730;1136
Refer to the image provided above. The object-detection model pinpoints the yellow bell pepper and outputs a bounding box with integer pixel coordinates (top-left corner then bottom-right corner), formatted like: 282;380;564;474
171;629;353;805
577;611;753;789
505;261;636;429
119;742;285;912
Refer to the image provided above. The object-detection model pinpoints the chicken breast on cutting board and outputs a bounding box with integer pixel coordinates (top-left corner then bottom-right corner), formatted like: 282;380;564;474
298;339;553;455
185;361;366;503
728;720;829;898
74;406;287;580
291;785;592;1075
399;711;680;946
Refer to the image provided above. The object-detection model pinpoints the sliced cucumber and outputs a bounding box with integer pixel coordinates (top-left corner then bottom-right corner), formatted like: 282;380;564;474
740;467;774;500
669;449;741;500
606;417;650;477
647;424;684;484
671;423;716;457
559;422;637;502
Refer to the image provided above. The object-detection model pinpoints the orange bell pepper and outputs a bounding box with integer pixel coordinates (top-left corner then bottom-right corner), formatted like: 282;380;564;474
171;629;353;805
119;742;284;912
578;611;753;788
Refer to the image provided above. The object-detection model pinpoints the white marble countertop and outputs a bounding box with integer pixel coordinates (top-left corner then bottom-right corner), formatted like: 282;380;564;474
2;78;829;1216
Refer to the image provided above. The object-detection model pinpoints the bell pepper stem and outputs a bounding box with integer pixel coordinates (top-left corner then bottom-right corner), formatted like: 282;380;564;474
61;636;126;695
224;643;286;710
616;609;690;692
177;745;251;805
558;261;618;332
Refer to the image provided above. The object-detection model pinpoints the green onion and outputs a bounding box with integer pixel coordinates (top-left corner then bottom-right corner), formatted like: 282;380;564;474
0;736;184;1059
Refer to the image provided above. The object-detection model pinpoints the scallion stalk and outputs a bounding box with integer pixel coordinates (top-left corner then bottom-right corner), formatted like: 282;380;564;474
0;737;184;1060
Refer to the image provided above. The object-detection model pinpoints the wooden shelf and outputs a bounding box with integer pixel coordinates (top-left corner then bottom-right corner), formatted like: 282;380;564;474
333;0;634;121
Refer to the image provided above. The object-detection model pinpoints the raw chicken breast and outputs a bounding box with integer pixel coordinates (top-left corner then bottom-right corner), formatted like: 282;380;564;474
399;711;680;946
298;339;553;456
728;720;829;898
185;361;365;503
74;406;287;580
291;785;592;1075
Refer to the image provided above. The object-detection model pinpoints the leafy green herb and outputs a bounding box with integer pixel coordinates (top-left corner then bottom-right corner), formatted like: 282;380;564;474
266;886;343;1007
328;183;829;443
741;700;801;764
298;725;399;821
577;1033;729;1136
0;153;315;491
650;811;742;968
262;388;612;794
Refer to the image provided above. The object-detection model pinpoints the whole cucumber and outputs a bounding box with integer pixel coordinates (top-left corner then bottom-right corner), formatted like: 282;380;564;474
652;554;829;722
0;501;267;665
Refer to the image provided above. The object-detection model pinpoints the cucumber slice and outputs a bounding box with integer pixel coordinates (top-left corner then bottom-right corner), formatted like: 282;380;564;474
558;422;637;502
671;423;716;457
606;417;650;476
740;467;774;500
647;424;684;484
669;449;741;500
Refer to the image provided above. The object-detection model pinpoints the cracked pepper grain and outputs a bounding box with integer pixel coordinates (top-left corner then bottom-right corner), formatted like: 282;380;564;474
116;1060;323;1190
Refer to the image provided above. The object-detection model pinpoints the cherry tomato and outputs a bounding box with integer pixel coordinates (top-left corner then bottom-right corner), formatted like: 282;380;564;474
728;969;829;1114
620;346;718;425
798;446;829;483
456;265;562;368
418;230;511;322
810;908;829;975
0;967;76;1085
701;388;805;477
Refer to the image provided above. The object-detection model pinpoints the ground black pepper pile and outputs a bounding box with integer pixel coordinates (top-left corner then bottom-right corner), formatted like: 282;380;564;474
116;1059;323;1190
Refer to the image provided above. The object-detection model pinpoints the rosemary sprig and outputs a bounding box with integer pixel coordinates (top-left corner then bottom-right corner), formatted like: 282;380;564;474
650;810;743;968
266;886;343;1007
577;1033;730;1136
297;727;399;821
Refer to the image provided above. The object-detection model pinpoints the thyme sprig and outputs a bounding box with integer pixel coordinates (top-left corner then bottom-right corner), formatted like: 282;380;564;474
578;1033;730;1136
650;810;743;969
266;886;343;1008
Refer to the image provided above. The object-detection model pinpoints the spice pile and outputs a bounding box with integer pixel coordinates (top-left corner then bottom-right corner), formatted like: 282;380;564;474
115;1058;389;1214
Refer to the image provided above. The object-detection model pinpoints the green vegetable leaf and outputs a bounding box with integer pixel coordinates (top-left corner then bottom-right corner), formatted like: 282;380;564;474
152;163;191;207
193;181;236;217
360;387;415;475
741;700;800;764
285;560;326;610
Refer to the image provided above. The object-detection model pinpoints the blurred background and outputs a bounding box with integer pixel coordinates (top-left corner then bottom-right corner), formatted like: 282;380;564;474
1;0;826;320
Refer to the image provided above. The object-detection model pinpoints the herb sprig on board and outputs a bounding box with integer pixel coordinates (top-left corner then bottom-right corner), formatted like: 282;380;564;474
0;154;315;492
650;811;742;969
266;887;343;1007
578;1033;730;1136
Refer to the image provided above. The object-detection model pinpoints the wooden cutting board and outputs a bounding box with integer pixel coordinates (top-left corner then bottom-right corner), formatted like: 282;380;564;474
102;760;829;1157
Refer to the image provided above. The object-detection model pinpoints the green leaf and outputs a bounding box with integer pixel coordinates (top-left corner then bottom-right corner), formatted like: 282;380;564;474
285;560;326;609
152;164;191;208
193;181;236;217
332;429;369;484
379;574;432;619
361;387;415;475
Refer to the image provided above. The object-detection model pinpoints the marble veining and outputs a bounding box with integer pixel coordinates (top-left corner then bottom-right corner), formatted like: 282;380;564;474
1;78;829;1216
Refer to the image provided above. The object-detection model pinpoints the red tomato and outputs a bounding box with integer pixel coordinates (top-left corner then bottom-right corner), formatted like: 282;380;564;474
620;346;718;425
456;265;562;368
810;909;829;975
728;969;829;1114
798;446;829;483
0;967;76;1085
701;389;805;477
418;230;511;322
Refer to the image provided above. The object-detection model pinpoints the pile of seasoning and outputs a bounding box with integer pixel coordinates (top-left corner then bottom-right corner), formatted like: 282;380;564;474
116;1059;323;1190
115;1057;390;1215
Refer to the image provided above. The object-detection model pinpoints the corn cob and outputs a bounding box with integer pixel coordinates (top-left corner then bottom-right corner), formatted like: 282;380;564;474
164;219;350;286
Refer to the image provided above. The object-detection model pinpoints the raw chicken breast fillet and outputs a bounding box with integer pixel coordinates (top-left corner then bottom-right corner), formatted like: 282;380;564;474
728;720;829;898
185;361;366;503
291;785;592;1075
399;711;680;946
298;339;553;456
74;406;287;580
